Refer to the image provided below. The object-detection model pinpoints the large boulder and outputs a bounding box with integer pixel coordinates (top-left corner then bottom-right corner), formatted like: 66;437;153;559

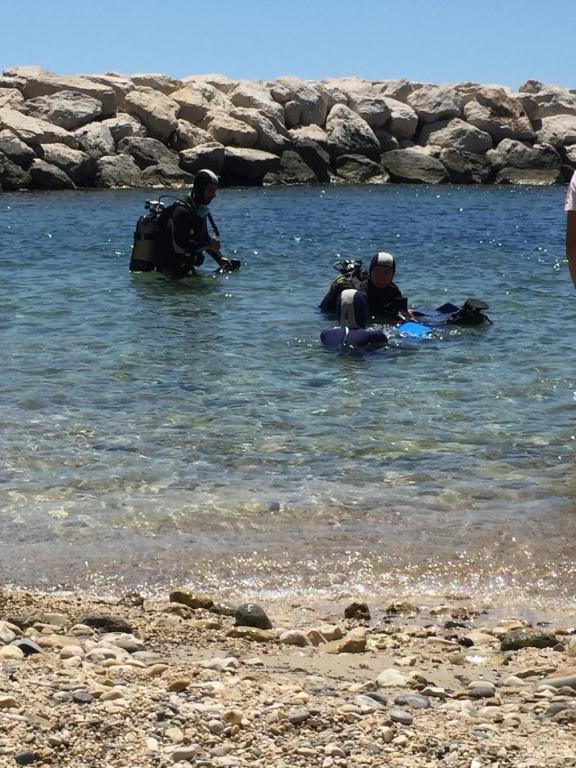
289;132;331;182
19;73;116;117
221;147;281;185
269;76;328;127
289;125;333;155
263;150;319;185
378;79;421;102
202;110;258;148
0;89;24;109
486;138;561;170
73;123;115;159
82;73;135;110
29;158;75;189
381;147;447;183
0;150;31;189
382;97;418;140
419;118;493;153
0;107;77;147
117;136;180;169
171;82;231;124
0;75;26;91
334;154;387;183
407;86;462;124
325;104;380;158
129;73;182;94
101;114;147;143
228;81;284;122
94;154;143;188
0;129;36;168
182;74;237;94
535;115;576;148
23;90;102;130
229;107;289;152
168;120;212;151
495;168;563;186
179;142;225;174
38;142;94;185
462;88;534;142
140;162;194;187
439;149;495;184
517;82;576;119
124;87;179;141
347;88;392;129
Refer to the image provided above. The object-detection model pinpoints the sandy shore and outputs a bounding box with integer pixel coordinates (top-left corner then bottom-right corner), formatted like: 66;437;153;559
1;586;575;767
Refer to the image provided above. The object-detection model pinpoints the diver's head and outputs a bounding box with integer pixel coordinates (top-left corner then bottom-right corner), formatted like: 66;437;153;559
369;251;396;288
337;289;367;330
191;168;219;205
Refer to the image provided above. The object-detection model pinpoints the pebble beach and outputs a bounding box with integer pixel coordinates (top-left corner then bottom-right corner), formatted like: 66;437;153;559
1;587;575;767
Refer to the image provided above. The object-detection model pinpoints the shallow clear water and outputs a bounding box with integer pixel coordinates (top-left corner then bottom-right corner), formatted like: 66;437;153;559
1;184;575;610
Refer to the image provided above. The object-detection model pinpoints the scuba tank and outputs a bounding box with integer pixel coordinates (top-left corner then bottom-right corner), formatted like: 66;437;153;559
129;199;165;272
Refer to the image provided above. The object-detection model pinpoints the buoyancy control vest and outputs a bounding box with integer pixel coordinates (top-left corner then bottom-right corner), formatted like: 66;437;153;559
129;198;168;272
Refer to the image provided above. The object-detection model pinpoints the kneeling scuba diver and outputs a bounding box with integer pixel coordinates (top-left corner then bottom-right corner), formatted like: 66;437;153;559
321;289;388;351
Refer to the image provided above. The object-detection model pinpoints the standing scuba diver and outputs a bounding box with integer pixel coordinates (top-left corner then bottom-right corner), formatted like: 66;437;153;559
320;251;410;321
154;169;234;278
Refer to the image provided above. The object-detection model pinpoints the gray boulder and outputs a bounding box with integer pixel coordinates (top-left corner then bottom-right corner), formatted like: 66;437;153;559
73;123;115;159
124;87;179;141
290;134;331;182
325;104;380;158
168;120;212;151
101;114;146;143
24;90;102;130
463;88;534;142
381;147;447;183
0;75;26;90
181;74;237;94
117;136;179;169
263;150;319;185
419;118;493;153
171;82;232;124
141;162;194;187
179;142;225;174
269;76;328;127
95;154;143;188
439;149;494;184
129;73;182;94
0;107;77;147
0;129;35;168
517;83;576;119
229;107;290;152
202;110;258;148
82;73;135;110
38;142;94;185
0;88;24;109
487;138;561;170
20;72;116;117
0;151;31;189
222;147;281;185
229;81;284;123
29;158;75;189
335;154;387;183
378;78;421;102
535;115;576;148
382;97;418;140
407;86;462;124
348;88;392;129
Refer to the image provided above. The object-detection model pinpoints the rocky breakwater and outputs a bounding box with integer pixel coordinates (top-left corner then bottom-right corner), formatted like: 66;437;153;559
1;66;575;191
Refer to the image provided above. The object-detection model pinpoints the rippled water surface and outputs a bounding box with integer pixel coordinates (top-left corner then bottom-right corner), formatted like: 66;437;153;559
1;185;575;609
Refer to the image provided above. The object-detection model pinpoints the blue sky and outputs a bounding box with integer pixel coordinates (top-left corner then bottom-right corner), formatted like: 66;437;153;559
2;0;574;90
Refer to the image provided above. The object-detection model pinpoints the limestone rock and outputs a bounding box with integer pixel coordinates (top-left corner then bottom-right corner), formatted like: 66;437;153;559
407;86;462;124
169;120;212;151
0;151;31;189
535;114;576;148
24;90;102;130
463;88;534;141
202;110;258;148
0;106;77;147
347;86;392;128
263;150;318;185
229;81;284;122
77;614;134;633
101;113;146;143
382;97;418;140
325;103;380;158
381;147;447;183
179;142;225;174
439;149;494;183
269;76;328;127
289;133;331;182
182;73;237;93
420;117;493;153
29;158;75;189
230;107;289;152
118;136;180;169
82;73;135;110
38;142;94;185
487;138;561;170
124;87;179;141
495;167;563;186
20;72;116;116
129;73;182;94
234;603;273;629
0;129;35;167
500;628;558;651
73;122;115;159
0;88;24;109
517;83;576;120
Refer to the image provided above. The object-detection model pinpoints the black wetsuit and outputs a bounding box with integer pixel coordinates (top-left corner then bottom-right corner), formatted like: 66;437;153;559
155;200;213;278
320;274;406;320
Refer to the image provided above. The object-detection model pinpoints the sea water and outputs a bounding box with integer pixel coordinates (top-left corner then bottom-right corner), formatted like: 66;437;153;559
1;184;575;610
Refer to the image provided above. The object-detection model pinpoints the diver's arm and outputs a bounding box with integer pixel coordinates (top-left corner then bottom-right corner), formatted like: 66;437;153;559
320;277;346;313
567;211;576;288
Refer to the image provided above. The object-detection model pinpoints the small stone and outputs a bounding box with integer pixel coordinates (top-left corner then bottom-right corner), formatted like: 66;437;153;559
167;678;191;692
279;629;309;647
0;645;24;660
376;669;408;688
0;696;18;708
466;681;496;698
500;628;558;651
389;707;413;725
394;694;430;709
288;708;311;725
15;752;37;766
226;627;274;642
385;601;420;615
222;709;243;725
77;614;133;633
11;639;42;655
72;690;94;704
234;603;272;630
344;602;371;621
169;589;215;610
